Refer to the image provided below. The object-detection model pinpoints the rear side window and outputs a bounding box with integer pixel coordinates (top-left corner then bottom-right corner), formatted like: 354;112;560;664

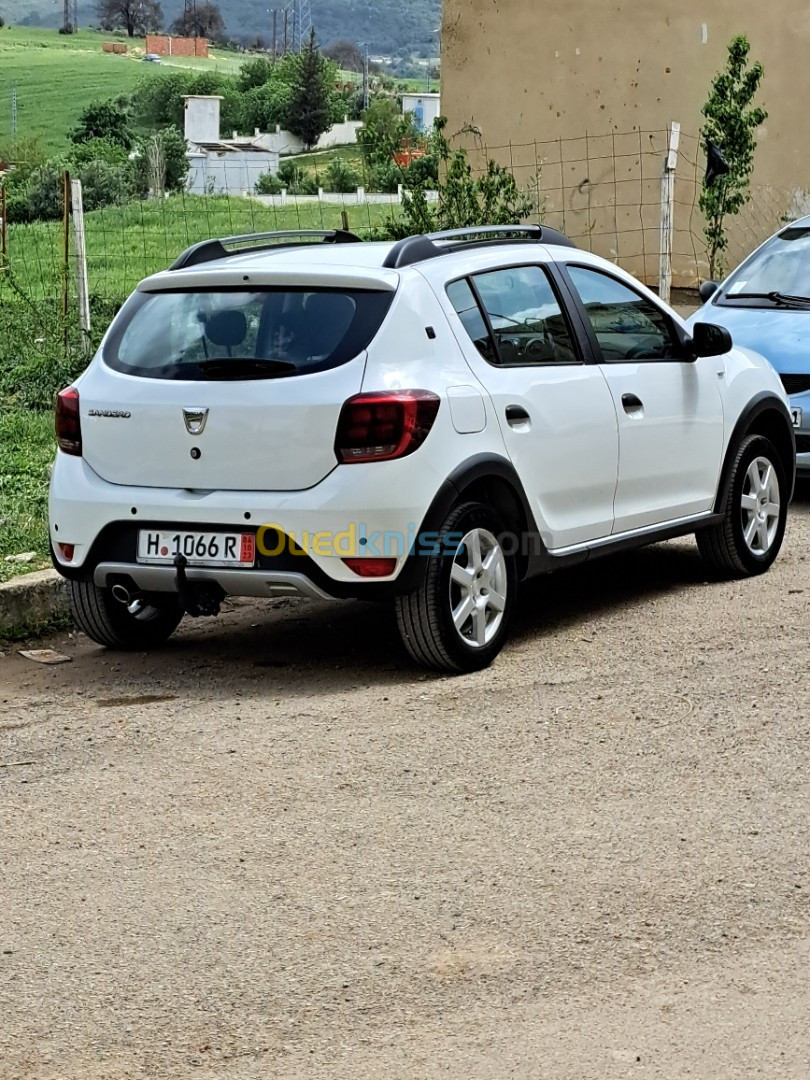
448;266;579;366
446;279;497;364
104;288;394;379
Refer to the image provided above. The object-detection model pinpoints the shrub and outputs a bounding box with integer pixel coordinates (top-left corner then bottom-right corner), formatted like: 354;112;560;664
325;156;361;193
71;100;134;150
255;171;284;194
276;159;318;195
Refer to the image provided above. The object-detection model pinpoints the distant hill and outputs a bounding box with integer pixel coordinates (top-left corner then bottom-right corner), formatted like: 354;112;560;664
4;0;442;56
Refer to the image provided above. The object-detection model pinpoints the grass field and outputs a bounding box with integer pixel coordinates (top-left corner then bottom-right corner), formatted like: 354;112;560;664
8;194;397;300
0;407;54;582
0;28;245;153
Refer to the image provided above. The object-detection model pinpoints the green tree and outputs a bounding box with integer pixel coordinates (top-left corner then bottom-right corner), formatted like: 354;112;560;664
240;80;293;134
131;126;189;196
700;35;768;279
286;30;337;149
96;0;163;36
71;100;134;149
170;1;225;40
357;97;411;167
379;118;536;239
237;56;275;92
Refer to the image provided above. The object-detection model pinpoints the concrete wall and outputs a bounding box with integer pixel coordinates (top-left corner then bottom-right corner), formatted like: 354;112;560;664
441;1;810;282
146;34;208;58
257;120;364;156
184;95;223;144
187;150;280;196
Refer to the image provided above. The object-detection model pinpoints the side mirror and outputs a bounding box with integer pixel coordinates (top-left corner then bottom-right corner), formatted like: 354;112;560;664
699;280;720;303
690;321;732;358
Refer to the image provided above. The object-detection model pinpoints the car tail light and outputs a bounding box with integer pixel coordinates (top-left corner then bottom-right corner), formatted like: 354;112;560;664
335;390;440;463
57;543;75;561
55;387;82;456
342;558;397;578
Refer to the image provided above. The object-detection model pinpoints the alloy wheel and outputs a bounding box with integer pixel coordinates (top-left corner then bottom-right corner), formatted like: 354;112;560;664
740;455;781;555
449;527;508;648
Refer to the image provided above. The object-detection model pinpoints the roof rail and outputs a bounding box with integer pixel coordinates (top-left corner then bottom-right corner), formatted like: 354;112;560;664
382;224;576;270
169;229;363;271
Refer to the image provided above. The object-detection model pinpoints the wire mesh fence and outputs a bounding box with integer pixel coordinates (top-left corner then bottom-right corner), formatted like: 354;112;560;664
2;125;808;362
456;126;804;288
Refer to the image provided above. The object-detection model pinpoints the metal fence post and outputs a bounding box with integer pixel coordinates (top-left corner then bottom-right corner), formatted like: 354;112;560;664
70;178;91;355
658;121;681;304
0;183;7;264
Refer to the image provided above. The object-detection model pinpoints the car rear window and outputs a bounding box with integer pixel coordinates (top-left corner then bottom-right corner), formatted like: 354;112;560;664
103;287;394;379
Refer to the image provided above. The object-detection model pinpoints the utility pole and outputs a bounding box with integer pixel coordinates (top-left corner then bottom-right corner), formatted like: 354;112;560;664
360;41;369;111
271;9;278;58
283;9;288;54
10;87;17;152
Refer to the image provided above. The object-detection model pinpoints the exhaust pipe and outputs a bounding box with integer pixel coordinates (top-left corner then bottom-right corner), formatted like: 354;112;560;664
111;583;145;616
111;584;131;605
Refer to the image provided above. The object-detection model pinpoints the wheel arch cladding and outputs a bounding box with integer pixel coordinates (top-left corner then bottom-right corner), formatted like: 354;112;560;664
715;394;796;513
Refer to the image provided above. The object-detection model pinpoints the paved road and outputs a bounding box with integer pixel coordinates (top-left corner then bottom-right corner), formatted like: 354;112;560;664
2;486;810;1079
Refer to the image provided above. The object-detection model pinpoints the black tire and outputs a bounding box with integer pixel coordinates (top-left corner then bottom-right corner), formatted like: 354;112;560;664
697;433;788;578
394;501;518;673
67;579;184;649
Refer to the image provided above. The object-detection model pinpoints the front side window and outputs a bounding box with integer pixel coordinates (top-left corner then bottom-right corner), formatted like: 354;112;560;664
567;266;676;362
104;287;393;380
448;266;578;366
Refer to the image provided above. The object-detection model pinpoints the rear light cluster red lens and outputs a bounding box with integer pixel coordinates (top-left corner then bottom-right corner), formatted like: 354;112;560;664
57;543;75;561
55;387;82;456
342;557;397;578
335;390;440;464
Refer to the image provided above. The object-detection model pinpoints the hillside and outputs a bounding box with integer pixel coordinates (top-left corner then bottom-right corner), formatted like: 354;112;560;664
0;28;243;152
3;0;442;56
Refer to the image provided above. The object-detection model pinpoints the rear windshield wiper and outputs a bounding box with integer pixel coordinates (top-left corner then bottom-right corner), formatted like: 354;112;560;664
197;358;297;379
726;291;810;307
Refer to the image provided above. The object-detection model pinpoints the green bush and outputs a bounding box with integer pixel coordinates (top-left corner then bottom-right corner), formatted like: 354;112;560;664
240;80;293;134
325;156;361;193
368;159;400;194
276;159;318;195
71;100;134;150
255;171;284;195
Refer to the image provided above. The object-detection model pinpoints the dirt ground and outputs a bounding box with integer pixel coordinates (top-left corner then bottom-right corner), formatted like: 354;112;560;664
2;485;810;1080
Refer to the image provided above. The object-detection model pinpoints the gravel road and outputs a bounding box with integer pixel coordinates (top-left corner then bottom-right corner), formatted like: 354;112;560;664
2;486;810;1079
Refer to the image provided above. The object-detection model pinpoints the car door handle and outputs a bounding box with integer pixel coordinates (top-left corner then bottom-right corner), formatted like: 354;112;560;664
505;404;531;427
621;393;644;412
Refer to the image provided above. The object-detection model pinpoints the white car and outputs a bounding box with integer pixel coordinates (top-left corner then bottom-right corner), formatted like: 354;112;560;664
49;226;795;672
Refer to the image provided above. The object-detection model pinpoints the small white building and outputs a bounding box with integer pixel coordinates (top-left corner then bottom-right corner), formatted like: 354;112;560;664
184;95;279;197
401;92;441;133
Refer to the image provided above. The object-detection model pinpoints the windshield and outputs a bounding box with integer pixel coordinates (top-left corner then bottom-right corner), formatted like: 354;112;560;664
721;226;810;302
104;287;393;379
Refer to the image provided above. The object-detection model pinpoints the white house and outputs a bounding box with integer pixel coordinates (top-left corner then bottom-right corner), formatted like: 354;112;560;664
401;92;441;133
184;95;279;197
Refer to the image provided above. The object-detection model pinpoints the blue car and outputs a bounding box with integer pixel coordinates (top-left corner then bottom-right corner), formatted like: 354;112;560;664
688;217;810;473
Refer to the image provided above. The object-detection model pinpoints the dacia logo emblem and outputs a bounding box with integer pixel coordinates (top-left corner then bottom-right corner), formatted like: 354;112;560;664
182;407;209;436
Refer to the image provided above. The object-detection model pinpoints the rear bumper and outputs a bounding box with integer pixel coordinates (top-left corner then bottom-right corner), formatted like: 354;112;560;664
93;561;336;601
48;451;450;595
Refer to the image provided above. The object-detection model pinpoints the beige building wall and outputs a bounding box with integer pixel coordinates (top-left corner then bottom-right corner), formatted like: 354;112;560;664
441;1;810;283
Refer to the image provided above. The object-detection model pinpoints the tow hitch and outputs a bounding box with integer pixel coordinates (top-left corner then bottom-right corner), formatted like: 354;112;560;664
173;554;225;617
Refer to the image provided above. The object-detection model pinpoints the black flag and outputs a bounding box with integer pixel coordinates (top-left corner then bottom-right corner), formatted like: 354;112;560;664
705;141;730;187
